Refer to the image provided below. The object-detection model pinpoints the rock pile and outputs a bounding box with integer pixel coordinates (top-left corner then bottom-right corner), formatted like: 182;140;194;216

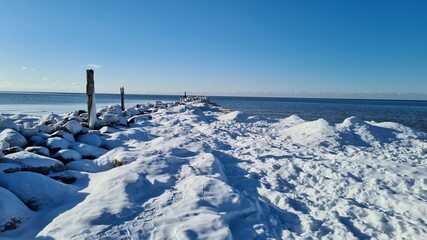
0;101;175;232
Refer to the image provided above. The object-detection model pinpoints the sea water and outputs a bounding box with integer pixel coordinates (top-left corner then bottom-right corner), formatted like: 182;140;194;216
1;91;426;132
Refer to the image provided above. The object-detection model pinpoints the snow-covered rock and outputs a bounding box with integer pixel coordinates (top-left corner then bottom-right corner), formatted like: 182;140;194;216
36;124;54;134
46;137;70;151
0;187;31;232
2;152;65;175
65;160;100;173
99;126;119;134
25;146;50;157
0;140;10;151
71;142;107;159
0;172;72;210
0;163;21;173
0;119;19;131
28;135;47;147
0;129;27;148
51;130;75;143
63;120;82;135
38;113;63;125
52;149;82;163
19;127;39;139
76;134;102;147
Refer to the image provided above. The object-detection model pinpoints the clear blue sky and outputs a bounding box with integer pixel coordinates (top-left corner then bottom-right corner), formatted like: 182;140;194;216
0;0;426;99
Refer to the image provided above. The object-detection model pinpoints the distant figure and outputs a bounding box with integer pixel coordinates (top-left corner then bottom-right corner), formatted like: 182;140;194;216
184;91;187;98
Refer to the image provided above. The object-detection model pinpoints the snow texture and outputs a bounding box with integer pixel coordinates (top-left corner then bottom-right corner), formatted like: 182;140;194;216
0;101;426;240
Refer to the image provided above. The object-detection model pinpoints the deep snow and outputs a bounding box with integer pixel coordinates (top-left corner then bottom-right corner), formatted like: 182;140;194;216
0;101;426;239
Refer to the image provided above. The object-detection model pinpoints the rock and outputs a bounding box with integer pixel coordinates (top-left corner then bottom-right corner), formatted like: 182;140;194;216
63;120;82;134
38;112;63;125
49;171;77;184
0;129;28;148
19;127;39;139
0;119;19;132
0;163;21;173
99;126;119;134
71;142;108;159
118;116;128;126
0;171;71;211
51;130;75;143
76;134;102;147
65;160;100;173
36;124;54;134
0;187;31;232
29;135;47;147
52;149;82;164
46;137;70;151
53;122;64;132
100;113;119;125
2;152;65;175
3;146;24;155
25;146;50;157
0;140;10;151
128;115;151;124
80;126;90;134
124;107;140;117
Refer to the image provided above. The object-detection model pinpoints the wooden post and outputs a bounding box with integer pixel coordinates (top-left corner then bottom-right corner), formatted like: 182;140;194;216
86;69;96;128
120;86;125;111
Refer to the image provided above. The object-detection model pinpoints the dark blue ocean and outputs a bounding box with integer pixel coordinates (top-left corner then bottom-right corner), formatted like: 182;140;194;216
0;92;426;132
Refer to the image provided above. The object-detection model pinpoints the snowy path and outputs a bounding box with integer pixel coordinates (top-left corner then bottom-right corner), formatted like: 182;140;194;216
1;102;426;239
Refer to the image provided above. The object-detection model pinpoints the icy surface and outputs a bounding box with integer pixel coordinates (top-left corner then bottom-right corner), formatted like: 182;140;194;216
0;102;426;239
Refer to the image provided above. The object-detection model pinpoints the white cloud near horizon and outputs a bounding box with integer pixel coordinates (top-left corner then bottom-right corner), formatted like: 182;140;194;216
20;66;27;70
87;63;102;69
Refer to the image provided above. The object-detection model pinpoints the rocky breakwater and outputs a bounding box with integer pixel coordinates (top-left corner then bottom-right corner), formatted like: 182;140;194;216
0;101;176;232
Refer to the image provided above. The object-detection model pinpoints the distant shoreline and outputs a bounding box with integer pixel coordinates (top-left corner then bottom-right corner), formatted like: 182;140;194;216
1;90;426;102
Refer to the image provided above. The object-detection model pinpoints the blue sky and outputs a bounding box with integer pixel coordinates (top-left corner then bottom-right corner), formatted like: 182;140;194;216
0;0;426;99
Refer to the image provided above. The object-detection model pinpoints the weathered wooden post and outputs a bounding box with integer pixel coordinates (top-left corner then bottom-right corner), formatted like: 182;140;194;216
86;69;96;129
120;86;125;111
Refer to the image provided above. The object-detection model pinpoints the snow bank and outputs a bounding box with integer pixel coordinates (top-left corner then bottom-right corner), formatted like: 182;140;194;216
0;100;426;239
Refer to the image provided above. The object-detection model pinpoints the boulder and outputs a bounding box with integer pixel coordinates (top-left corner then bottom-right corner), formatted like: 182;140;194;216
51;130;75;143
71;142;108;159
100;113;119;125
0;163;21;173
2;151;65;175
99;126;119;134
63;120;82;134
25;146;50;157
65;160;100;173
0;187;31;232
19;127;39;139
29;135;47;146
35;124;54;134
0;140;10;151
49;171;77;184
2;146;24;155
0;171;71;211
46;137;70;151
38;112;63;125
52;149;82;164
0;129;27;148
76;134;102;147
0;119;19;132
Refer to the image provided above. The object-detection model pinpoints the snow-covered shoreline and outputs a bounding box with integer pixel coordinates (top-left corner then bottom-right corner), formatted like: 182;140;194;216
1;99;426;239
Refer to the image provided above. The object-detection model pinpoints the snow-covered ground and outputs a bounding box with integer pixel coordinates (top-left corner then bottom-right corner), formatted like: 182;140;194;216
1;101;426;239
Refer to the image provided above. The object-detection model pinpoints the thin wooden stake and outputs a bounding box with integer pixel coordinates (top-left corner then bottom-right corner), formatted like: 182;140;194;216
120;86;125;111
86;69;96;128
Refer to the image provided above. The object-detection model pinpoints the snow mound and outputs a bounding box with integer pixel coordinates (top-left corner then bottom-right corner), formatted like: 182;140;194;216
0;129;27;148
281;118;338;146
0;172;73;211
219;111;249;122
0;187;31;232
2;152;65;175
